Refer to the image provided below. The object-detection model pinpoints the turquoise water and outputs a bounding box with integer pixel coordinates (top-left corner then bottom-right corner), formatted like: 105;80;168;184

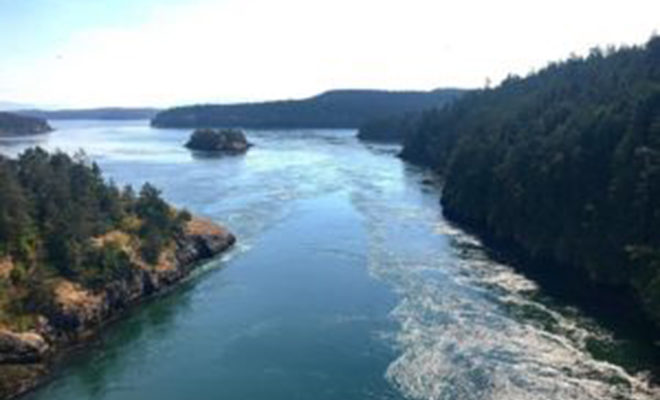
1;120;658;400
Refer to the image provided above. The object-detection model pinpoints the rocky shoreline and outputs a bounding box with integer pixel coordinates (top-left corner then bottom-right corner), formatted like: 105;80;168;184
0;217;235;399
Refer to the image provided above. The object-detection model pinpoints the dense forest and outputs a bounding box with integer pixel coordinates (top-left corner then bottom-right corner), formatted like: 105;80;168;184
0;148;190;330
0;112;52;136
400;37;660;328
151;89;463;129
357;112;420;141
357;91;467;141
17;108;160;120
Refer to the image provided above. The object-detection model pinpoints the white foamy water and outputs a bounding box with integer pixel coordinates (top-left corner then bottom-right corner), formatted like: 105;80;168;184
353;187;659;400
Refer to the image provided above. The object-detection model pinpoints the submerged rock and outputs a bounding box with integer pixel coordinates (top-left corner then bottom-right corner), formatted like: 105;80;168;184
185;128;251;153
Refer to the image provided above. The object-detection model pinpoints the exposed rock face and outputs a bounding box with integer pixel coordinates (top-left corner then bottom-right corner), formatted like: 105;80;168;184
184;129;251;153
43;217;235;340
0;331;49;364
0;217;234;399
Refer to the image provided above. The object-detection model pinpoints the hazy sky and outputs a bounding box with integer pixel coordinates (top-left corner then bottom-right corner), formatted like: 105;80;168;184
1;0;658;108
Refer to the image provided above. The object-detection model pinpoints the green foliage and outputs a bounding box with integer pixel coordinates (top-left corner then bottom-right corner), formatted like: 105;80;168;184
81;243;133;290
134;183;188;264
0;149;188;323
0;158;33;258
356;91;465;142
357;112;420;142
400;37;660;325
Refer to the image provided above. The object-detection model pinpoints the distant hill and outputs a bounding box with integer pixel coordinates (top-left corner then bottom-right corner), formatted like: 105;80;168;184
0;112;52;135
151;89;465;129
17;107;160;120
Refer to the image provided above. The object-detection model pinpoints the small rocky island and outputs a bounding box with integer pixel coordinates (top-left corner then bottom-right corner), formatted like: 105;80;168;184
0;112;52;136
185;128;251;153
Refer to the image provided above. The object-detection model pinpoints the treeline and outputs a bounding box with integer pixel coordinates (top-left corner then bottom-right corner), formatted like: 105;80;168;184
151;89;464;129
356;91;466;141
400;37;660;326
0;148;189;327
356;112;420;141
0;112;52;136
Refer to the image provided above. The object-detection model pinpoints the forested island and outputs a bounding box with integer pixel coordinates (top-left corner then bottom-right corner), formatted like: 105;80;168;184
400;37;660;330
151;89;463;129
0;113;52;136
0;149;235;398
185;129;251;153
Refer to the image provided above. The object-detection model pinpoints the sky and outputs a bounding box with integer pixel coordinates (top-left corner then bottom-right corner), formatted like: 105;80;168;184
0;0;659;109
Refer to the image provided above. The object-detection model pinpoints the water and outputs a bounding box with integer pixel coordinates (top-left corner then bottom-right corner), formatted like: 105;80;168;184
1;120;658;400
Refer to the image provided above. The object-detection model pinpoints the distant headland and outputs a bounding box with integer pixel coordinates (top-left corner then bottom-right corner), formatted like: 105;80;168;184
150;89;465;129
0;112;52;136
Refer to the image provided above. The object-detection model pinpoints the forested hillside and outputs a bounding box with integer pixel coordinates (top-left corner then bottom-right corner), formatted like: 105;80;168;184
0;148;190;330
400;37;660;326
151;89;463;128
356;91;466;141
0;112;51;135
356;112;420;141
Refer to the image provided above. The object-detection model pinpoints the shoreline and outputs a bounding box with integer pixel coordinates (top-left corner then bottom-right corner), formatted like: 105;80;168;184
441;205;660;380
0;217;235;400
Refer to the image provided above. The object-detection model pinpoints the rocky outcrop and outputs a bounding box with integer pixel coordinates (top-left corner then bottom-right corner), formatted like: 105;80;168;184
184;129;251;153
0;331;50;399
0;332;49;364
43;217;234;340
0;217;234;399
